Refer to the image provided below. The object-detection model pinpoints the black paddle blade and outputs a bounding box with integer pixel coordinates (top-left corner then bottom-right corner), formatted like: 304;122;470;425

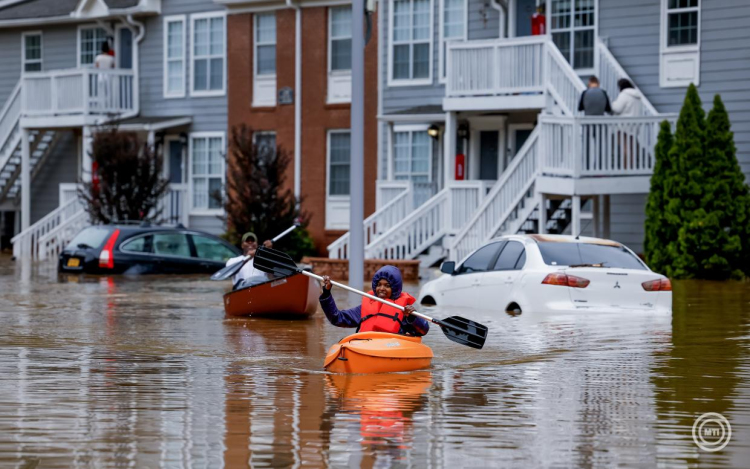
210;259;246;281
253;246;301;277
435;316;488;350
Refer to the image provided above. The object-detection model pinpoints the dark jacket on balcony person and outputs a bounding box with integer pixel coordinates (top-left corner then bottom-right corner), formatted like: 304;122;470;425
578;76;612;116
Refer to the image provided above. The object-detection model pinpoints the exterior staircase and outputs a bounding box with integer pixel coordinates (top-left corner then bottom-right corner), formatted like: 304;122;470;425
0;130;60;202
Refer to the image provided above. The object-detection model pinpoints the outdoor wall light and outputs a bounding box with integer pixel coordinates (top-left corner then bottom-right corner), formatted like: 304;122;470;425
457;123;470;140
427;124;440;139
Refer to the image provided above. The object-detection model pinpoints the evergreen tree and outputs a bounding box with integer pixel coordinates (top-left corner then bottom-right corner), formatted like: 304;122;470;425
644;120;674;273
220;124;316;261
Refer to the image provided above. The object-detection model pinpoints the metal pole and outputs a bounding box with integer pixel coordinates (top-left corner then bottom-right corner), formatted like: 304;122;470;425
348;0;365;288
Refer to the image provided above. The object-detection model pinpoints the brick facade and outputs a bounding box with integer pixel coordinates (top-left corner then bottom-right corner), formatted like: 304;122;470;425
227;7;378;256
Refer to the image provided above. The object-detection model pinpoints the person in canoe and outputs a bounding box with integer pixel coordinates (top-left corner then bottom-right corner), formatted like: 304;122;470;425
320;266;429;336
226;232;274;290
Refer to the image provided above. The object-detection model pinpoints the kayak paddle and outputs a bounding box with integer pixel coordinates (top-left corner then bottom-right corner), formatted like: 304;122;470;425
253;246;489;350
210;222;300;281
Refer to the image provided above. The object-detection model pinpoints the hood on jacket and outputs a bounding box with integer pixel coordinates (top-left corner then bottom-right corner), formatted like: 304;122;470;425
372;265;403;299
620;88;642;100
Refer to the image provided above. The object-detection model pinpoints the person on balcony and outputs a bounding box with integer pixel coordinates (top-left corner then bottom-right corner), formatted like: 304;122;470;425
578;76;612;116
611;79;643;117
226;232;274;289
94;41;116;111
319;266;429;336
95;41;115;69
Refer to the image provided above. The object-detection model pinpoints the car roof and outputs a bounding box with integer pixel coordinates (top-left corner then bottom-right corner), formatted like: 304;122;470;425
490;233;623;247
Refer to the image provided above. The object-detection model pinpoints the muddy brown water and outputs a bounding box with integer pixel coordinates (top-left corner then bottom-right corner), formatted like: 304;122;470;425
0;256;749;468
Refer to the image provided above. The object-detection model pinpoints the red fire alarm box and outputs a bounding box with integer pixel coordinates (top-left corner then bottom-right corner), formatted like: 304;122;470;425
455;153;465;180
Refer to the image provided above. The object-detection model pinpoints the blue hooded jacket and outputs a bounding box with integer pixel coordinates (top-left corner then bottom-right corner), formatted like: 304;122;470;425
319;265;430;336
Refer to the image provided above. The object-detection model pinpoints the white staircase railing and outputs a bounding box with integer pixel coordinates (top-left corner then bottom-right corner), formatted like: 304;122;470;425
546;42;586;116
597;38;658;117
450;127;540;263
12;196;86;260
0;81;22;171
35;209;89;261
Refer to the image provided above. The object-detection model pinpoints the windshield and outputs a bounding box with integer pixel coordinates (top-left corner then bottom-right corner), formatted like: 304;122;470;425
537;242;647;270
65;227;112;250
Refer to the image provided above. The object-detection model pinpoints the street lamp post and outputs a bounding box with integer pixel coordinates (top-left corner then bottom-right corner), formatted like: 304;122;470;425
349;0;365;289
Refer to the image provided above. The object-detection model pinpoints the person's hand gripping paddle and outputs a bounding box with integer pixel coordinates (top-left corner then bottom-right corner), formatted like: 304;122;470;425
253;246;489;349
210;221;300;281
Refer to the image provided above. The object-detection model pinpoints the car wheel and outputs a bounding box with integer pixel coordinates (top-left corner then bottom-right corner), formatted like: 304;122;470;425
505;302;522;316
421;296;437;306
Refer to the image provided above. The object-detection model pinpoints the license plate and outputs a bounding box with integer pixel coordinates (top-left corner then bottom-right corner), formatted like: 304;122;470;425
67;258;80;268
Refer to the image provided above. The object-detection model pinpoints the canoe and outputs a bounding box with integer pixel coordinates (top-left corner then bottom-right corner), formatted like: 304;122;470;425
223;273;319;318
324;331;433;374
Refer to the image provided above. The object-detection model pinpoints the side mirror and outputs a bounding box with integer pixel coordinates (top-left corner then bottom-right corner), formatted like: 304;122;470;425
440;261;455;275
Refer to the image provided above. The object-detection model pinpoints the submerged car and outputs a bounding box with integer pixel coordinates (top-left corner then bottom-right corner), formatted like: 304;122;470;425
419;234;672;314
58;224;241;275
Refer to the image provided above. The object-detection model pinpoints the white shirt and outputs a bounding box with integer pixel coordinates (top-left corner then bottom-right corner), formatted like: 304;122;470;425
226;255;267;286
94;54;115;69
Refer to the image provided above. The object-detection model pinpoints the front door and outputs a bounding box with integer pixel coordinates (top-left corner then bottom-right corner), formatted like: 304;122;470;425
479;131;499;180
510;127;533;160
515;0;538;37
168;140;185;184
116;26;133;69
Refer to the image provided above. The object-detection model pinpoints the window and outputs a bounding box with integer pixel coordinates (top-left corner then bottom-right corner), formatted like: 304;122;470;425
191;13;225;96
22;32;42;72
550;0;596;71
659;0;700;87
493;241;525;271
330;6;352;72
65;227;111;251
393;129;431;182
457;242;503;274
79;27;107;66
439;0;465;81
191;235;236;262
153;233;191;258
390;0;433;84
536;242;647;270
121;235;153;254
254;13;276;106
191;134;225;211
254;132;276;161
164;16;186;98
328;131;351;196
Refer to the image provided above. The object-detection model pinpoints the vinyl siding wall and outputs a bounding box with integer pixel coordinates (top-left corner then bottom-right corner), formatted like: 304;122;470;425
600;0;750;254
31;131;78;223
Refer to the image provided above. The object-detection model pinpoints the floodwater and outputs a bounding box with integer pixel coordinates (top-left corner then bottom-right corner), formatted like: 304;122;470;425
0;257;749;468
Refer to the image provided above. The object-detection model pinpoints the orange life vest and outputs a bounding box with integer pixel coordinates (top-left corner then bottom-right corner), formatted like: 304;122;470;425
359;292;416;334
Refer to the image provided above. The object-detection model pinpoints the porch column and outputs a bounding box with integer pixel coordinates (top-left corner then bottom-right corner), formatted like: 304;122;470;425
538;192;547;234
571;195;581;238
82;126;93;183
21;128;31;231
444;111;457;188
593;195;601;238
603;195;611;239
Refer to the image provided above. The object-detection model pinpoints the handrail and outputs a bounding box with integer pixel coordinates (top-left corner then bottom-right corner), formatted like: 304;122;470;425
450;126;540;263
545;40;586;116
448;35;546;50
0;81;22;158
596;37;658;116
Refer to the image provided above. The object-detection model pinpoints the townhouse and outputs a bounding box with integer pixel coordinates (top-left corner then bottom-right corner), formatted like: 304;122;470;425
328;0;750;266
218;0;379;252
1;0;230;257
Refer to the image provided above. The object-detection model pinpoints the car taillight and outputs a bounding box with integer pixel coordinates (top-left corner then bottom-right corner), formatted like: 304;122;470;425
642;278;671;292
98;229;120;269
542;273;590;288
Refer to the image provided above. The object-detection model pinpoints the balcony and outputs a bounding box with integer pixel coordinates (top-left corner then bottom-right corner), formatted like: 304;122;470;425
21;69;138;128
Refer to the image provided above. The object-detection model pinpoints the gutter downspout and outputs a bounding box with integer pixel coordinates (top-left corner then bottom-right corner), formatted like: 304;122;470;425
126;14;146;118
286;0;302;200
491;0;508;38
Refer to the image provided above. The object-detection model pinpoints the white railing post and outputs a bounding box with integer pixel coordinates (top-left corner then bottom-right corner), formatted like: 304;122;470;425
573;118;582;178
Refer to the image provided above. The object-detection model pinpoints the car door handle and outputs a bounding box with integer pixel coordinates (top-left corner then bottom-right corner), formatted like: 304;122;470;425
472;279;481;286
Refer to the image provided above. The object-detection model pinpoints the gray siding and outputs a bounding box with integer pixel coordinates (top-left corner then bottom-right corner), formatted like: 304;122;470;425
609;194;647;255
188;215;223;235
138;0;227;133
30;131;78;223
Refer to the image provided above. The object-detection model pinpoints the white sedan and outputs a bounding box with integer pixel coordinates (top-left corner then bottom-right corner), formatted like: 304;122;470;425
419;234;672;314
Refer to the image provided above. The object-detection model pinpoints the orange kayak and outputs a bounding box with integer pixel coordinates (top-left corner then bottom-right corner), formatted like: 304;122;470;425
223;273;318;318
323;331;434;374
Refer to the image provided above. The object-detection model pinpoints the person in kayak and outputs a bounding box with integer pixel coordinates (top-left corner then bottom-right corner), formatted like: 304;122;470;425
226;232;274;289
319;265;429;336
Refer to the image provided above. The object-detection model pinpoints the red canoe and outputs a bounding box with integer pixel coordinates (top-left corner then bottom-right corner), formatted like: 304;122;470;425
223;273;319;318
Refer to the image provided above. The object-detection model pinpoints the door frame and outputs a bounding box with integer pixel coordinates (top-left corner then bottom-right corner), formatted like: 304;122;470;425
468;116;506;181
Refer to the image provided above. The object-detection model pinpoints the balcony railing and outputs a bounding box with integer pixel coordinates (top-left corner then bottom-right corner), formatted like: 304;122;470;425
21;69;137;119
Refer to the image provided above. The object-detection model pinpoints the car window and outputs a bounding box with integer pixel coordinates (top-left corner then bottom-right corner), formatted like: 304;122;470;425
191;235;237;262
65;227;111;250
120;235;152;254
153;233;191;257
493;241;525;271
537;242;646;270
457;242;504;274
515;250;526;270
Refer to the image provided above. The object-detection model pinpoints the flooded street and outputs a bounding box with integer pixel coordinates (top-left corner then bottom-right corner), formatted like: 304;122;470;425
1;256;749;468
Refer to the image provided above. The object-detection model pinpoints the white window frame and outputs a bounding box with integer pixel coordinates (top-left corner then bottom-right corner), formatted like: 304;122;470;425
77;25;108;68
391;124;433;182
388;0;435;87
326;130;352;230
188;132;226;215
327;6;352;104
163;15;186;99
547;0;598;75
253;12;277;107
21;31;43;74
190;11;227;98
438;0;467;84
659;0;701;88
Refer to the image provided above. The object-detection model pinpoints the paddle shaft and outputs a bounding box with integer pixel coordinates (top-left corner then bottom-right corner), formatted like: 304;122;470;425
297;270;436;324
217;224;299;280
